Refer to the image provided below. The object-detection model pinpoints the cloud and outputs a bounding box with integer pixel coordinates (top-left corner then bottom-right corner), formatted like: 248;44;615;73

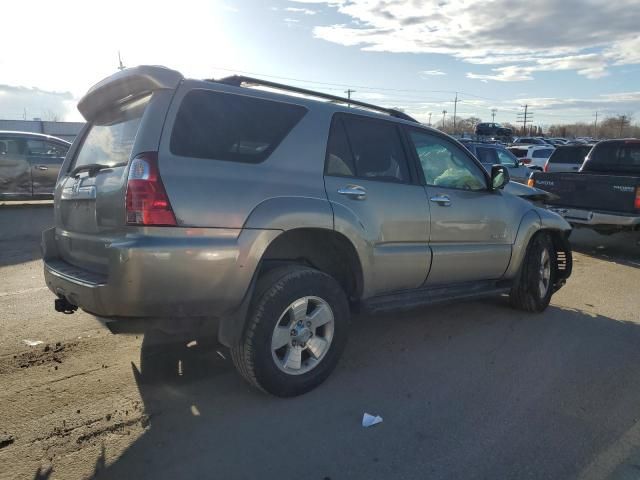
284;7;317;14
0;85;78;121
421;69;446;76
293;0;640;81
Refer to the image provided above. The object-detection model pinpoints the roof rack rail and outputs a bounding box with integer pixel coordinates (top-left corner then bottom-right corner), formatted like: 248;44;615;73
210;75;419;123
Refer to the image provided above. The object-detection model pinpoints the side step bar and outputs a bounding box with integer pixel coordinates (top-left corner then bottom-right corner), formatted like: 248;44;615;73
362;280;512;315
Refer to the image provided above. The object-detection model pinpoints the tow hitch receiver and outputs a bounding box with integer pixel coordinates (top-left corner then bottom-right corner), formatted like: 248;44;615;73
55;297;78;314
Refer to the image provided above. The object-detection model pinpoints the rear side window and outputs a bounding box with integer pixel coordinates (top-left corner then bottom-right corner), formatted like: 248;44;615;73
509;148;527;158
73;94;150;169
325;114;410;183
171;90;307;163
548;146;590;164
587;142;640;173
532;149;554;158
476;147;498;164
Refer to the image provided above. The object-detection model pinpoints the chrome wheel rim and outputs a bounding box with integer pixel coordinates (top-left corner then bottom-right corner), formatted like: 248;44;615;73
538;248;551;298
271;296;335;376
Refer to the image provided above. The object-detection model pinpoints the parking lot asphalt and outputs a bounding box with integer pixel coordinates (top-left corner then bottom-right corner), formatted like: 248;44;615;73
0;205;639;480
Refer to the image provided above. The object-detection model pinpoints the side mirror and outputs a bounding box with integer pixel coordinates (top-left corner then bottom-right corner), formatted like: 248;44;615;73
491;164;510;190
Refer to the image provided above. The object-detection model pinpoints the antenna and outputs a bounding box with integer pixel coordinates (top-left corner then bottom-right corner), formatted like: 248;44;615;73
118;51;126;71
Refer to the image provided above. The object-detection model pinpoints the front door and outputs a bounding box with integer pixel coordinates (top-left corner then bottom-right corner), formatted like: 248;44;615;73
0;135;32;197
323;113;431;297
404;128;516;285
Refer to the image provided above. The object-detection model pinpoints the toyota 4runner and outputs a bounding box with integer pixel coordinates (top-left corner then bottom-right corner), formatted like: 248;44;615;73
43;66;572;396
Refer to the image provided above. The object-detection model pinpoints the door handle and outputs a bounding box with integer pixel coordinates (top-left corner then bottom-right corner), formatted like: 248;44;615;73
337;185;367;200
430;194;451;206
35;165;48;170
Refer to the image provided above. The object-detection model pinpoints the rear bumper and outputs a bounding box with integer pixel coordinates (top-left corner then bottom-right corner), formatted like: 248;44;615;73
545;206;640;228
42;226;279;318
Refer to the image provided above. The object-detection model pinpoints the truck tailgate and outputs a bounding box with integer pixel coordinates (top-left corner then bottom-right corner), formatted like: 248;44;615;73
532;172;640;214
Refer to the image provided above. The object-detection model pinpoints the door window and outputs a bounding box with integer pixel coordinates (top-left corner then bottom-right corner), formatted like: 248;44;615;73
496;149;519;167
325;115;410;183
476;147;498;165
0;137;27;160
407;130;487;191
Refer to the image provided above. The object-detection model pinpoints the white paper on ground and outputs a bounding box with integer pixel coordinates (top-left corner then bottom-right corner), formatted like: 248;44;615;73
23;339;44;347
362;413;383;427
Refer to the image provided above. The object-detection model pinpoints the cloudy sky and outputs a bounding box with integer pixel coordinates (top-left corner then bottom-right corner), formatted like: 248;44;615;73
1;0;640;126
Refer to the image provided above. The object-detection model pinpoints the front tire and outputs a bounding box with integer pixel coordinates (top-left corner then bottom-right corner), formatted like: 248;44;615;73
510;233;556;312
231;265;350;397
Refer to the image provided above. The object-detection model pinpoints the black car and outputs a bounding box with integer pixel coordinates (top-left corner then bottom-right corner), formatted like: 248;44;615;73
475;122;513;138
0;131;70;199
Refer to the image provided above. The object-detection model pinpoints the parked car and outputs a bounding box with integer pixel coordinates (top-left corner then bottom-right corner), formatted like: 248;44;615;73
530;139;640;235
512;137;548;146
547;138;569;146
543;145;593;173
43;66;572;396
508;145;555;170
461;141;532;183
0;131;70;199
475;122;512;138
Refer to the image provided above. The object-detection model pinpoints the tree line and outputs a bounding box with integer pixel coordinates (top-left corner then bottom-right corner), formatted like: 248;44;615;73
433;114;639;139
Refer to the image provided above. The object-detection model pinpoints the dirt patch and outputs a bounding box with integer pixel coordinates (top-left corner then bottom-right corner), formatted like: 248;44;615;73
0;341;78;374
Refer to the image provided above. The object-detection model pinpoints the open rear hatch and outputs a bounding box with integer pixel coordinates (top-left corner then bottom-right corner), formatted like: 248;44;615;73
53;66;182;275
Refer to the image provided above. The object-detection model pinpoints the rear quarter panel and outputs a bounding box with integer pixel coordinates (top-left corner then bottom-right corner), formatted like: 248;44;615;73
157;81;332;229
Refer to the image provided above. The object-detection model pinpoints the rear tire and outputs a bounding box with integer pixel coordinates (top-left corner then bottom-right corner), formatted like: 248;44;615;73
231;265;350;397
510;232;556;312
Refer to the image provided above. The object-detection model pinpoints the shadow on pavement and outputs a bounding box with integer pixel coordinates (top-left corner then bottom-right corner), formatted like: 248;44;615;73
570;228;640;268
0;203;52;267
89;300;640;480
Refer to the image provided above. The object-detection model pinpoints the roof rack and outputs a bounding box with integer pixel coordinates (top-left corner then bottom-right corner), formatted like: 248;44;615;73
210;75;419;123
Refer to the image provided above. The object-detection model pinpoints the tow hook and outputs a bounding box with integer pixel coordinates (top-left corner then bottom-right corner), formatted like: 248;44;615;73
55;297;78;314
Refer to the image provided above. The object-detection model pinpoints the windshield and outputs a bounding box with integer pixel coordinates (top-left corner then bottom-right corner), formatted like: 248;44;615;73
72;95;150;169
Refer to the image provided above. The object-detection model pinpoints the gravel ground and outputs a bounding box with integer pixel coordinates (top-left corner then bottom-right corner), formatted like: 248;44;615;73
0;205;639;480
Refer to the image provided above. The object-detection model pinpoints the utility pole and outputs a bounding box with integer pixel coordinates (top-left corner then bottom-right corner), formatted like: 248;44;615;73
516;104;533;136
593;112;598;139
344;89;355;108
619;115;628;138
23;108;27;120
491;108;497;123
427;112;432;126
452;92;459;133
442;110;447;129
117;51;126;71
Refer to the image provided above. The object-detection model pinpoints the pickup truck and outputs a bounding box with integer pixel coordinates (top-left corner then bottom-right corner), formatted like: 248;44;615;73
530;139;640;235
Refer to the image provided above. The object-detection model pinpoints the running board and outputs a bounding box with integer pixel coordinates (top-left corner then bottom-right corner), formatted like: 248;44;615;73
362;280;512;315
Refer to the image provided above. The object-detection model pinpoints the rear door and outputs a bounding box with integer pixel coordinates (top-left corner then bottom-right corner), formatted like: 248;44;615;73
27;139;69;195
323;113;431;296
404;128;517;285
0;135;32;197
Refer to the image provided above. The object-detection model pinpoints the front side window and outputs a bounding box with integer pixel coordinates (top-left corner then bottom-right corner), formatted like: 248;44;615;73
325;114;410;183
476;147;498;164
407;130;486;191
171;90;307;163
496;149;519;167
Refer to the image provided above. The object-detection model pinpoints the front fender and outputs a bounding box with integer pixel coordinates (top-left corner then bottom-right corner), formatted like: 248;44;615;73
503;207;572;280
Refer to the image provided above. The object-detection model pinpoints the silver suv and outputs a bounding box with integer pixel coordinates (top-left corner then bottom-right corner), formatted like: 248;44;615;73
43;66;572;396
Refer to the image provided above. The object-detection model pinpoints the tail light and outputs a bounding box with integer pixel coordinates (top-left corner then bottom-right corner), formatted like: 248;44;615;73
635;186;640;210
543;161;549;172
521;158;532;164
126;152;177;226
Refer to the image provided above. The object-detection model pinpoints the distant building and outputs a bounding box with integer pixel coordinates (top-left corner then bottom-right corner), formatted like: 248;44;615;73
0;119;84;142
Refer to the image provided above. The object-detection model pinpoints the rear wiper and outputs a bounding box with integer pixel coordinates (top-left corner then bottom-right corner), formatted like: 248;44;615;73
70;162;126;177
